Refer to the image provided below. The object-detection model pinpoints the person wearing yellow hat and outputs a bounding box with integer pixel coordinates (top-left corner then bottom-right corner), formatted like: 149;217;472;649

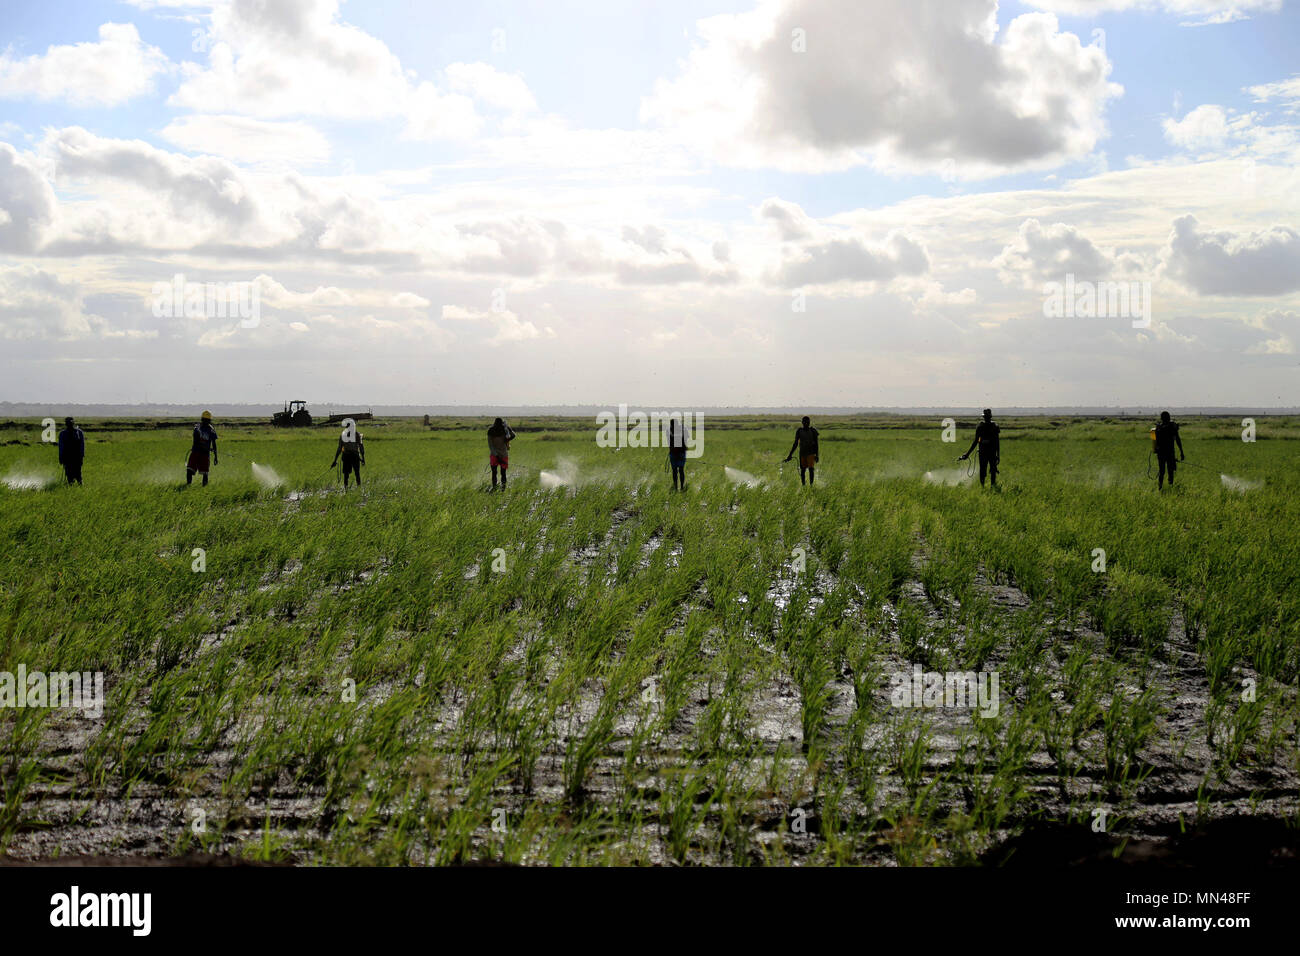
186;410;219;486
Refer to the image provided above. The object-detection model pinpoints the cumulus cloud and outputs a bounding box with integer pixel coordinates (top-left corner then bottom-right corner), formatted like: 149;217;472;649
170;0;409;117
616;255;737;286
0;144;57;253
622;224;668;254
190;277;450;350
614;224;738;284
455;217;594;277
994;218;1114;286
759;198;813;241
760;198;929;286
390;291;431;308
1164;214;1300;295
440;304;486;322
12;126;734;283
34;127;427;261
1249;308;1300;353
444;63;537;114
0;265;96;339
641;0;1121;176
774;233;929;286
403;84;482;142
438;303;555;346
166;0;535;144
1162;104;1230;149
0;23;170;107
48;126;255;226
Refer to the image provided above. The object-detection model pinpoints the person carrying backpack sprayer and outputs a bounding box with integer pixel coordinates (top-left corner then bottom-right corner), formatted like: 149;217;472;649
331;418;365;489
58;416;85;485
783;416;819;486
487;418;516;490
186;411;218;486
1151;410;1184;490
959;409;1000;489
667;417;689;491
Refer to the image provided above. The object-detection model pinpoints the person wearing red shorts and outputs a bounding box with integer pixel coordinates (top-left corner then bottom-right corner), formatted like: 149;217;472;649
186;411;218;486
487;418;516;489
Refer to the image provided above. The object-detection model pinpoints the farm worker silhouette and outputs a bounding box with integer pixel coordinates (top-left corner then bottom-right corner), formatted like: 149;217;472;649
186;411;218;486
959;409;1000;488
783;416;819;485
667;418;689;491
331;422;366;488
58;416;85;485
1152;410;1184;489
487;418;516;489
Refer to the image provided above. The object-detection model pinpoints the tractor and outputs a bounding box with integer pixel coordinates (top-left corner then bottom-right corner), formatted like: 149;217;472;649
272;400;313;427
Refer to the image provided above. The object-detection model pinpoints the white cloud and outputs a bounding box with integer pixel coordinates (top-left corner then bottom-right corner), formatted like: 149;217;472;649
458;119;697;176
439;302;555;346
441;304;487;322
622;224;668;254
166;0;531;144
913;280;979;308
758;198;813;241
1022;1;1282;26
615;254;736;286
0;23;170;107
760;198;929;286
445;63;537;114
47;127;252;223
1164;214;1300;295
390;291;431;308
486;311;554;346
0;144;57;253
402;84;482;142
994;218;1115;286
160;115;332;165
253;276;430;310
1246;75;1300;111
773;232;929;287
614;224;738;285
1249;308;1299;353
170;0;409;118
453;216;612;278
641;0;1121;176
1162;104;1230;148
20;128;725;280
0;265;95;339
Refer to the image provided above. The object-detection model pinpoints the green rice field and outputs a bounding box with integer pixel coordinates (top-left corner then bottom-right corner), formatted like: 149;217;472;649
0;415;1296;865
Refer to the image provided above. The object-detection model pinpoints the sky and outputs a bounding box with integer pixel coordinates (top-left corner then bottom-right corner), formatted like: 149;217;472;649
0;0;1298;408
